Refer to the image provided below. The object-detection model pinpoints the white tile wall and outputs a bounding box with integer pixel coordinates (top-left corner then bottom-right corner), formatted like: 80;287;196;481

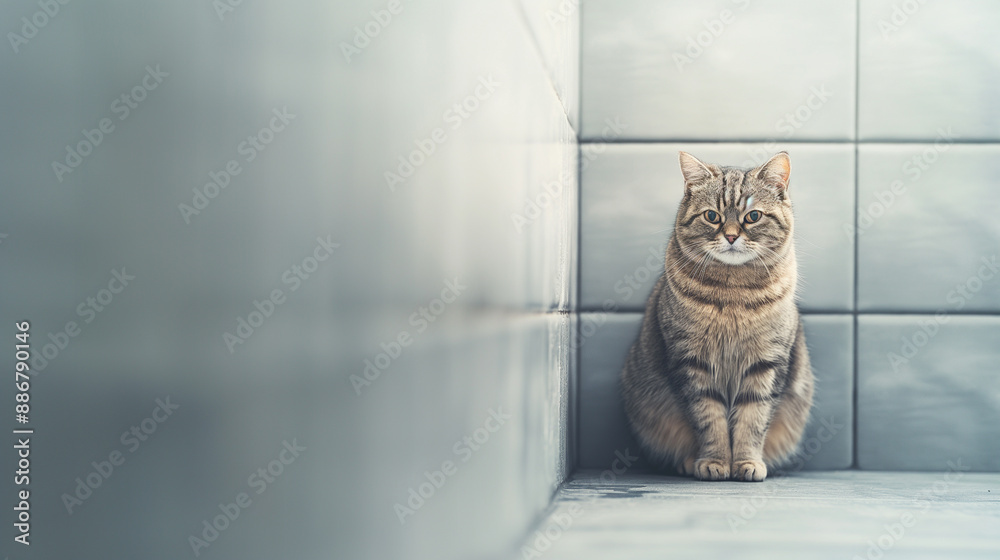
859;0;1000;140
0;1;579;559
858;144;1000;312
582;0;856;140
858;316;1000;471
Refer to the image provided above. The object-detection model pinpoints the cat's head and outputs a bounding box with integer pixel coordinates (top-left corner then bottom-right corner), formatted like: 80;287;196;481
674;151;794;266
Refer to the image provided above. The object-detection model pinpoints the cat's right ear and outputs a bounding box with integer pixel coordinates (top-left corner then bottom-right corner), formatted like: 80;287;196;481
678;151;716;188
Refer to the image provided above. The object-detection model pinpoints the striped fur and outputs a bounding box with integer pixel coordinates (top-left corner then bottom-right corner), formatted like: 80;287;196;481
621;152;814;482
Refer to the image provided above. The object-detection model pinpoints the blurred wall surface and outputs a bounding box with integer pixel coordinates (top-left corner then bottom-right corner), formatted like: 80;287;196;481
1;1;578;559
579;0;1000;473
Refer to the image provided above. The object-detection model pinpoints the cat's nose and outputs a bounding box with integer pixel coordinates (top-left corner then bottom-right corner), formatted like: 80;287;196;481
725;234;739;244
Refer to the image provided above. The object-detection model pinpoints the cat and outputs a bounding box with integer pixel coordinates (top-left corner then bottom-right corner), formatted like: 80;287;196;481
620;151;814;482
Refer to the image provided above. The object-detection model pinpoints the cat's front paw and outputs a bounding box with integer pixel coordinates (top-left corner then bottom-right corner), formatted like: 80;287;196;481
676;456;696;476
693;458;730;481
732;460;767;482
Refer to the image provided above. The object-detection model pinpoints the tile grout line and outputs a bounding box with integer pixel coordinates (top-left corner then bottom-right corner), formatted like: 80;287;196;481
572;0;584;477
511;0;575;130
575;309;1000;316
851;0;861;471
577;139;1000;145
573;149;582;476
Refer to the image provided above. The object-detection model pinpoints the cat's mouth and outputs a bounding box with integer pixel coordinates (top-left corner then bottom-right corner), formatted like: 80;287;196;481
710;246;756;265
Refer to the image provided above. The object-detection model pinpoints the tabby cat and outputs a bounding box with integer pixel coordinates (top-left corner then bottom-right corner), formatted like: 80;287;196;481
621;151;814;482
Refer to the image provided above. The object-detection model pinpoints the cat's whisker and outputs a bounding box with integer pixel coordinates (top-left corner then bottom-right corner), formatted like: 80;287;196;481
752;253;772;278
765;242;815;260
758;244;812;265
663;248;704;284
793;236;823;250
665;246;714;286
693;250;715;282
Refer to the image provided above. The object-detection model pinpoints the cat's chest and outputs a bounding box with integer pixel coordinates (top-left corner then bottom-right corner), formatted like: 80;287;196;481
688;307;787;375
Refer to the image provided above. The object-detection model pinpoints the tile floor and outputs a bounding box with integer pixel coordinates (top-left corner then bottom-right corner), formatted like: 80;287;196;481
516;471;1000;559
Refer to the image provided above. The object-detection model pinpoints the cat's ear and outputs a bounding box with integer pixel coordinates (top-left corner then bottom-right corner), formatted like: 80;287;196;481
753;152;791;191
678;151;717;187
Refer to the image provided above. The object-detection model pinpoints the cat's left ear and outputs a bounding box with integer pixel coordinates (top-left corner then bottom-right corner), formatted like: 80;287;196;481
753;152;791;191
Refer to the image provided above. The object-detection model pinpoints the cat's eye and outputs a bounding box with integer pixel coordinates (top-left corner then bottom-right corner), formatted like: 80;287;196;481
703;210;721;224
744;210;762;224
